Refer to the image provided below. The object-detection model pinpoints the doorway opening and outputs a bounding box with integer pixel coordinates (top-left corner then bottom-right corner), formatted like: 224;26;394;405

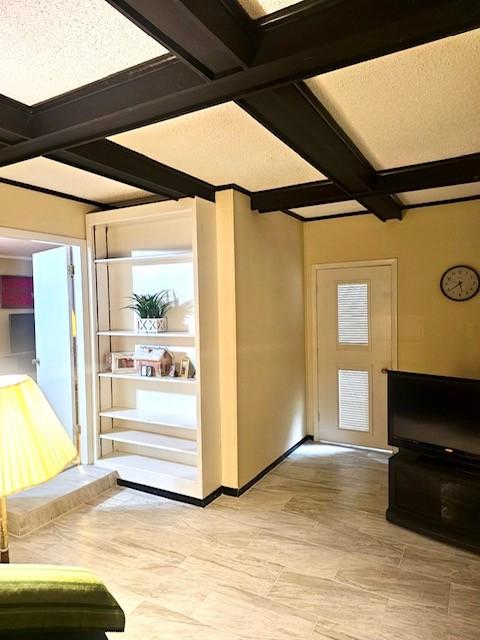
0;232;90;463
312;260;397;451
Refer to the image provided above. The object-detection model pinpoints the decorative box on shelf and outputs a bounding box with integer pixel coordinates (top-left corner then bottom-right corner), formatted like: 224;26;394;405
134;345;175;377
136;317;168;334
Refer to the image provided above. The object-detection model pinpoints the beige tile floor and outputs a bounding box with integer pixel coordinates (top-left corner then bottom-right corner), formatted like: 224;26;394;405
10;442;480;639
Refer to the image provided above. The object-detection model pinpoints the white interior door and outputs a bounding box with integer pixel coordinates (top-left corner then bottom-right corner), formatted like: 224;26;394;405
316;263;395;449
32;246;76;442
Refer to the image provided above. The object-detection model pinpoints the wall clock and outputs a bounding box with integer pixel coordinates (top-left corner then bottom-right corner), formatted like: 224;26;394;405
440;265;479;301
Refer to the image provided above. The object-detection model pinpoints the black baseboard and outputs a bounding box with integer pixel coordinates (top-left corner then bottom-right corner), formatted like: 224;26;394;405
117;479;222;507
222;434;313;497
117;434;313;506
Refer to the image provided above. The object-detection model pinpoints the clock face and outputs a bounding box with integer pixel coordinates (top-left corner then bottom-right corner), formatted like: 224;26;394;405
440;265;480;301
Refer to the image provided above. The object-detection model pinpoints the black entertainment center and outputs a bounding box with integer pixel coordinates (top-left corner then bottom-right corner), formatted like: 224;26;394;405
386;370;480;553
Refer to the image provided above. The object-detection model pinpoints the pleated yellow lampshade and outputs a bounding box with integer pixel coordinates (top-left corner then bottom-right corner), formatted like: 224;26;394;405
0;375;77;497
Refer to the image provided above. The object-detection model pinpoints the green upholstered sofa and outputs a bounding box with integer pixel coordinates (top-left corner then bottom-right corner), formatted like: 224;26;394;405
0;564;125;639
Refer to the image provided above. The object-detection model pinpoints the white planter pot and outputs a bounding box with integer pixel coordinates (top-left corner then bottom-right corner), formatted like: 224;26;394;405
136;317;168;334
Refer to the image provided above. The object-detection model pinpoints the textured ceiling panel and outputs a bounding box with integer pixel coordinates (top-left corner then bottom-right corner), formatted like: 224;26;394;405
238;0;302;19
0;158;153;203
306;30;480;169
399;182;480;206
110;102;325;191
0;0;166;105
292;201;367;219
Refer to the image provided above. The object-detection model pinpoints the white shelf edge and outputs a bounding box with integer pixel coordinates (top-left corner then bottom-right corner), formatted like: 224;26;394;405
99;407;197;430
99;372;196;385
97;330;195;340
97;452;198;482
95;251;192;265
100;428;197;455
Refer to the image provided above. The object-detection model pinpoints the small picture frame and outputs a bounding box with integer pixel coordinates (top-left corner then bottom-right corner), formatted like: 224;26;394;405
140;364;154;377
108;352;135;374
179;357;195;379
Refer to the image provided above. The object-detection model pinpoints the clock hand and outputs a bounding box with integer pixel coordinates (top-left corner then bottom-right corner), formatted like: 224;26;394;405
447;281;462;293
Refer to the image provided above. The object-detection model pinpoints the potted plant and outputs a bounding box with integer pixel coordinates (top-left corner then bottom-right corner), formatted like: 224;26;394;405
125;290;175;333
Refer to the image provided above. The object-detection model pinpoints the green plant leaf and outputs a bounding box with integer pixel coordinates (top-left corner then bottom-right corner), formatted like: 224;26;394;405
123;289;176;318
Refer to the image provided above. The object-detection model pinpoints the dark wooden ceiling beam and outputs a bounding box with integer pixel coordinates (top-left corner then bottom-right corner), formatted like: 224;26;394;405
374;153;480;195
240;83;402;220
0;0;477;167
106;0;255;77
252;153;480;212
55;141;215;202
252;180;346;211
30;56;202;140
0;94;215;201
255;0;480;68
0;96;31;144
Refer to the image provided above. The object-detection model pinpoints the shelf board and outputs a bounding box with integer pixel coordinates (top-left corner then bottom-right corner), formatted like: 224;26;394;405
95;251;192;265
97;330;195;343
99;372;196;386
100;429;197;455
99;408;197;431
97;452;198;481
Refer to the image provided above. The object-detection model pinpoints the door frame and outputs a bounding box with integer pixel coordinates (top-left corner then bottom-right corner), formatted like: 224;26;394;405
311;259;398;444
0;225;93;464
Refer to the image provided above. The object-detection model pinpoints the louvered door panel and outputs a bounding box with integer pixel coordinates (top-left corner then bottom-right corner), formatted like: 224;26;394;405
337;282;369;346
338;369;370;432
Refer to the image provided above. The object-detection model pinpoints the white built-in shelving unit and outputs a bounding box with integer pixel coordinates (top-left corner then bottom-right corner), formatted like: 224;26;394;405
86;198;221;500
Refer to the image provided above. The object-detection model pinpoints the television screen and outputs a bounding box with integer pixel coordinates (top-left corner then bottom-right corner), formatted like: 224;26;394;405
9;313;35;354
388;370;480;460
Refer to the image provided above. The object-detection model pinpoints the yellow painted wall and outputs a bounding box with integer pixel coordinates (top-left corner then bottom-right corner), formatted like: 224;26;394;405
234;192;306;487
0;183;90;238
215;190;239;487
304;200;480;433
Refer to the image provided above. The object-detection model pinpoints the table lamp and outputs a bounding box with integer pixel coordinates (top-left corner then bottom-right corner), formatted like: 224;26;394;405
0;375;77;563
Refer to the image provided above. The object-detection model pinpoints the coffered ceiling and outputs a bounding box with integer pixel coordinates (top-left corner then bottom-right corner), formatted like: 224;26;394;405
0;1;478;221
